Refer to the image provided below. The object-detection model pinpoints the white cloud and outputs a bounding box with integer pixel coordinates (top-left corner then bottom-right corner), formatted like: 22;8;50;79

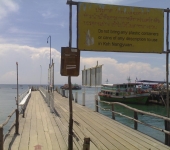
0;44;60;84
0;43;166;84
80;57;165;84
0;0;19;20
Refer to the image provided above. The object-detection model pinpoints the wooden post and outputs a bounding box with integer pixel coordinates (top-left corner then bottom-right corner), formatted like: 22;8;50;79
82;92;85;106
65;90;68;98
166;8;170;117
68;77;73;150
23;108;25;118
68;0;73;148
48;89;50;107
53;60;54;91
46;90;48;103
50;93;54;113
16;62;19;111
95;99;98;112
66;90;68;98
75;92;77;103
134;111;138;130
112;104;115;120
83;137;90;150
165;120;170;146
61;89;63;96
15;109;19;134
72;93;74;101
0;126;3;150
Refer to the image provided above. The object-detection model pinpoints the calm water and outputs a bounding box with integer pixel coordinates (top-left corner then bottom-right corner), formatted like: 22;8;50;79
71;87;168;143
0;84;33;135
0;84;168;144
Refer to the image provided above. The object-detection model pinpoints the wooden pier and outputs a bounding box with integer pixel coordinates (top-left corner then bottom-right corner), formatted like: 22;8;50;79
4;91;170;150
4;91;67;150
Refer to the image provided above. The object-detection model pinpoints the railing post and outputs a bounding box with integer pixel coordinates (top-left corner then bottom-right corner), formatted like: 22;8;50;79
134;111;138;130
83;137;90;150
63;90;66;97
82;92;85;106
48;91;50;107
0;126;3;150
15;109;19;134
165;120;170;146
23;108;25;118
67;90;69;98
95;98;98;112
50;94;53;113
112;104;115;120
65;90;67;97
45;90;47;103
61;89;63;95
72;93;74;101
75;92;77;103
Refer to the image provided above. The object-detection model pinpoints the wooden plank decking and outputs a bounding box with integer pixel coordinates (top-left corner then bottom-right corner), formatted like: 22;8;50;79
53;91;170;150
4;90;170;150
4;91;67;150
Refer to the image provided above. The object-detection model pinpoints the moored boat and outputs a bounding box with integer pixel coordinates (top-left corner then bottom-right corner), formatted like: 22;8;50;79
60;84;81;90
98;83;150;104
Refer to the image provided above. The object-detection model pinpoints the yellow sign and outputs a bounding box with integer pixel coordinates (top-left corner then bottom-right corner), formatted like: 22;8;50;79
78;2;164;53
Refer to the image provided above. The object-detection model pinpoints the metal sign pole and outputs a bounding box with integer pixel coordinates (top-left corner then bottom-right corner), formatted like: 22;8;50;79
68;0;73;149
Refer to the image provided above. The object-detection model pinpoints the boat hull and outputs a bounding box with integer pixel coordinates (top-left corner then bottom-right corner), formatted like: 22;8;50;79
99;94;149;104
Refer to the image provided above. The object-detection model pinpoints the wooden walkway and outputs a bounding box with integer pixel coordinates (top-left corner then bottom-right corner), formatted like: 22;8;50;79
53;91;170;150
4;91;67;150
4;90;170;150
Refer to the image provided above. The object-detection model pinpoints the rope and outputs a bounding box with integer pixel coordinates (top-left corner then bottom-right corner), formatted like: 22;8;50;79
96;100;170;135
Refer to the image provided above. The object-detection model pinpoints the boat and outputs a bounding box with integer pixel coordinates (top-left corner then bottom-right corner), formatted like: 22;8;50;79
60;84;81;90
98;83;150;104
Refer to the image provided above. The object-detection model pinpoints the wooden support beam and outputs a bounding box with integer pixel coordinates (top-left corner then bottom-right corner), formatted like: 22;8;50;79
134;112;138;130
15;109;19;134
0;126;3;150
112;104;115;120
95;99;98;112
83;137;90;150
66;1;78;5
165;120;170;146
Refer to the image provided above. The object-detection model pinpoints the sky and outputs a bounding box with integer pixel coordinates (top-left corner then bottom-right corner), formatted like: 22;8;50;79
0;0;170;85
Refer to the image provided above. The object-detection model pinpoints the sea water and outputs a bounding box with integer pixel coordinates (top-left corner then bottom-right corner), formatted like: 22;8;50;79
71;87;167;143
0;84;32;135
0;85;168;144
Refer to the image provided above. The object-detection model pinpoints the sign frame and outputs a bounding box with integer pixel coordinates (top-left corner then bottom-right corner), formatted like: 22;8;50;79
60;47;80;76
77;2;164;53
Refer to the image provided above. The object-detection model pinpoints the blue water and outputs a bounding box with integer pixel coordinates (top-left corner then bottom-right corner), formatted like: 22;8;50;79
0;84;168;144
